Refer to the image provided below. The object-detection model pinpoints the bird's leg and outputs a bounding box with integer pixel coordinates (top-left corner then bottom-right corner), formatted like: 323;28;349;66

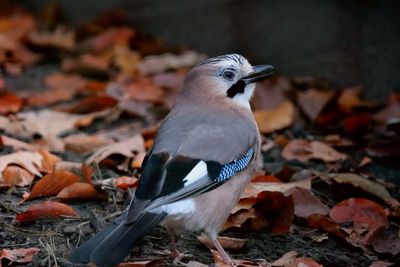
168;229;182;263
211;236;232;266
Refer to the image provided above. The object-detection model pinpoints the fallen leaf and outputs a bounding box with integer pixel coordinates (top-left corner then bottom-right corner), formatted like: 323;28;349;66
251;175;282;183
374;93;400;124
131;152;146;169
282;139;347;163
26;87;76;107
231;198;258;214
38;149;61;173
223;208;257;230
2;165;35;187
44;72;87;92
307;214;347;240
338;85;379;113
116;259;164;267
343;113;370;133
113;45;141;77
254;101;295;134
0;247;40;266
270;251;298;266
332;173;392;202
249;179;312;195
0;91;23;114
79;27;135;53
295;258;323;267
0;151;42;179
56;182;107;201
370;226;400;255
62;54;109;75
28;25;75;50
197;234;247;251
59;95;117;114
16;201;79;222
297;88;335;121
86;134;145;164
27;170;82;200
113;176;139;190
285;187;330;219
369;261;394;267
64;133;114;153
0;134;35;151
252;76;291;110
138;51;206;75
107;79;164;103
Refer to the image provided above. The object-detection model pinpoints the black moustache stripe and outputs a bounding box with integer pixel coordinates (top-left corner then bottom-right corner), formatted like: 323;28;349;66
227;80;245;98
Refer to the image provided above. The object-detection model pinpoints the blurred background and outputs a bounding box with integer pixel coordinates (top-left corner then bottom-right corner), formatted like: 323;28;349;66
17;0;400;98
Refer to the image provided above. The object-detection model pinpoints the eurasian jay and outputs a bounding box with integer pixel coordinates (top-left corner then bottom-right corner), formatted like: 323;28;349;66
69;54;274;266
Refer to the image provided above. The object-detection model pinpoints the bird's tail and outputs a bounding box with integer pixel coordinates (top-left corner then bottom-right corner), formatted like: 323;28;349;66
69;212;166;267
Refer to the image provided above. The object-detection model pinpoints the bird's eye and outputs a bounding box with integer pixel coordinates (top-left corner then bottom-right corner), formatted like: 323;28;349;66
222;71;235;81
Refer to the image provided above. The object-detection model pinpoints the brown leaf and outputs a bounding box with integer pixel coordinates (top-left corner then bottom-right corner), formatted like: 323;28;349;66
285;187;330;219
28;25;75;50
44;73;87;92
369;261;394;267
59;95;117;114
0;91;23;114
86;134;145;164
113;45;141;77
222;208;257;231
0;151;42;178
27;170;82;200
0;247;40;266
38;149;61;173
307;214;347;240
56;182;107;201
16;201;79;222
282;139;347;163
197;234;247;252
26;87;76;107
295;258;323;267
79;27;135;53
270;251;298;267
231;198;258;214
0;134;35;151
62;54;109;74
2;165;35;187
374;93;400;124
64;133;114;153
338;85;379;113
252;76;291;110
370;226;400;255
249;179;312;196
332;173;392;202
108;79;164;103
254;101;295;134
297;88;335;121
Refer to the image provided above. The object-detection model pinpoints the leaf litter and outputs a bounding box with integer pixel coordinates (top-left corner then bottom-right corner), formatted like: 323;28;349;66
0;3;399;267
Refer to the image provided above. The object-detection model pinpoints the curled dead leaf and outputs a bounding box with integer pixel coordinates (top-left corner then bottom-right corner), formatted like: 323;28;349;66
56;182;107;201
16;201;79;222
0;247;40;266
2;165;35;187
0;151;42;179
64;133;114;153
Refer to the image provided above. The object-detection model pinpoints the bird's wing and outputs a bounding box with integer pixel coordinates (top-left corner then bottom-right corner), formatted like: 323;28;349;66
125;124;257;224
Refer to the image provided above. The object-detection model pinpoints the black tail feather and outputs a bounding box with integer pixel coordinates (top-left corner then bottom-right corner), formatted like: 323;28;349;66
69;212;166;267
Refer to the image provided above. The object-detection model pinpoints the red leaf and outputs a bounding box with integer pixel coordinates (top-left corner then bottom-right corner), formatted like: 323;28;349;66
59;95;117;114
0;247;40;266
114;176;139;190
307;214;347;240
16;201;79;222
343;113;370;133
296;257;323;267
251;175;282;183
27;170;82;200
329;198;388;231
0;91;23;114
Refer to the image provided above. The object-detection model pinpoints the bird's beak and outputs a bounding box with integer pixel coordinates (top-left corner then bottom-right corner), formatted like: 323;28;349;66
241;65;274;84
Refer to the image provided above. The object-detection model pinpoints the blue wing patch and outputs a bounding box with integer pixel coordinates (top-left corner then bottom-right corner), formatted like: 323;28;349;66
213;147;254;182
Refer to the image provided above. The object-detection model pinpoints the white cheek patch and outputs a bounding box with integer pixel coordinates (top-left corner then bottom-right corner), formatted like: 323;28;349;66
232;85;254;109
183;161;208;186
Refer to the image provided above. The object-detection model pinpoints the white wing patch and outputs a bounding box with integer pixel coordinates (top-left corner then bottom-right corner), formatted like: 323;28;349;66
183;161;208;186
153;198;195;216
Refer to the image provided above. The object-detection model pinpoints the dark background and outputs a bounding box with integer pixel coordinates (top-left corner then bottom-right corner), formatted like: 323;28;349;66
19;0;400;98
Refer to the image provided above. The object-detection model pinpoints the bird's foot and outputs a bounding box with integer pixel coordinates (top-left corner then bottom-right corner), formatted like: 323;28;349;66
171;249;192;265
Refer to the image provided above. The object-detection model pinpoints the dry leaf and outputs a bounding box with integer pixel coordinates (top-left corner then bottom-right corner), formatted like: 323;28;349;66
338;85;379;113
64;133;114;153
369;261;394;267
29;25;75;50
254;101;295;134
297;88;335;121
27;170;82;200
59;95;117;114
44;72;87;92
0;134;35;150
270;251;298;267
16;201;79;222
0;91;23;114
56;182;107;201
0;247;40;266
26;87;76;107
0;151;42;179
107;79;164;103
113;45;141;76
282;139;347;163
295;258;323;267
38;149;61;173
307;214;347;240
249;179;312;195
86;134;145;164
197;234;247;252
333;173;392;202
285;187;330;219
2;165;35;187
223;208;257;230
116;259;164;267
370;226;400;255
79;27;135;53
374;93;400;124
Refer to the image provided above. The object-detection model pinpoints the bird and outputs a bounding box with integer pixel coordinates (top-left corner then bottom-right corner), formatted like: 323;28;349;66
69;54;274;266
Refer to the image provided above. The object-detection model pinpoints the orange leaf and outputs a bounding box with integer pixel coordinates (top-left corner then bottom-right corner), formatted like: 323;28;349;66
16;201;79;222
0;247;40;266
60;95;117;114
296;257;323;267
338;85;379;113
254;101;295;134
81;164;93;184
2;165;34;187
307;214;346;240
37;149;61;173
0;91;23;114
251;175;282;183
114;176;139;190
56;182;107;201
329;198;388;231
27;170;81;200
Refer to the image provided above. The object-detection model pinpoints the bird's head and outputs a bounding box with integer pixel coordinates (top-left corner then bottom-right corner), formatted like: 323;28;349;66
180;54;274;108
